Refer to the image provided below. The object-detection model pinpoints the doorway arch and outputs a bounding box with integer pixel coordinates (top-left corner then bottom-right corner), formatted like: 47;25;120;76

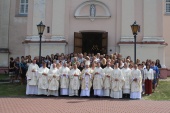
74;31;108;54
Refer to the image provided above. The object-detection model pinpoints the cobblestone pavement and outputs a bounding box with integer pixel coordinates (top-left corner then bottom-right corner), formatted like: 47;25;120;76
0;97;170;113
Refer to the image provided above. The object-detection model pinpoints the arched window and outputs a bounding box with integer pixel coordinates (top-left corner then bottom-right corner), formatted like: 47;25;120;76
19;0;28;14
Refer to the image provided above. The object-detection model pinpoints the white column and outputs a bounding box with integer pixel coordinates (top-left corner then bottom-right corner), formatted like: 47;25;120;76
0;0;10;67
0;0;10;48
27;0;34;36
143;0;164;42
52;0;65;39
32;0;46;36
45;0;53;38
121;0;135;42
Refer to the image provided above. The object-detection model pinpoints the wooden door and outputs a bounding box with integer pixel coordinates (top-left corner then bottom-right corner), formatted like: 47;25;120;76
74;32;82;53
101;32;108;54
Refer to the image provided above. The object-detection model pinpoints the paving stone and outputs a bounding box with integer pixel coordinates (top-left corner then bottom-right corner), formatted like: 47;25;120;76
0;97;169;113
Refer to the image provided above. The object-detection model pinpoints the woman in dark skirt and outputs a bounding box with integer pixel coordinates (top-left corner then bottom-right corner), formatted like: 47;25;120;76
9;57;15;82
14;57;21;80
20;59;28;85
150;62;159;90
155;59;161;68
155;59;161;86
9;57;15;71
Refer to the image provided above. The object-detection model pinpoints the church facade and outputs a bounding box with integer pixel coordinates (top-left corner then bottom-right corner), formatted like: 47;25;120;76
0;0;170;68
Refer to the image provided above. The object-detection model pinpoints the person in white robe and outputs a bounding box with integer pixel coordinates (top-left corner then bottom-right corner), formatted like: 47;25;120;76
110;63;125;99
50;59;57;69
59;62;70;96
122;62;132;98
69;63;81;96
80;61;93;97
37;62;49;95
48;63;60;96
26;59;39;95
130;64;142;99
103;62;113;97
93;62;104;97
90;62;96;96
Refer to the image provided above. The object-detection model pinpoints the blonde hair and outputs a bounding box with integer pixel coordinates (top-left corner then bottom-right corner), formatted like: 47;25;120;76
101;58;107;65
113;55;117;60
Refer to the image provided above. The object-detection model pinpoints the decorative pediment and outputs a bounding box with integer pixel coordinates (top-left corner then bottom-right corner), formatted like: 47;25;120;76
74;0;111;21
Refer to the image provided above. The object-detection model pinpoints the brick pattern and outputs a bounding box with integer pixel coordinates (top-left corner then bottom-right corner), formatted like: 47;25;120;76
0;97;170;113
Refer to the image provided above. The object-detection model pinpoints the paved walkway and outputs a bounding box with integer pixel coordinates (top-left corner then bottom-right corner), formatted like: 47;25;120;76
0;97;170;113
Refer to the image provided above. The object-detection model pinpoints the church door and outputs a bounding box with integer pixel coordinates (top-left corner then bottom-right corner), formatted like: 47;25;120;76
74;31;108;54
74;32;83;53
101;32;108;54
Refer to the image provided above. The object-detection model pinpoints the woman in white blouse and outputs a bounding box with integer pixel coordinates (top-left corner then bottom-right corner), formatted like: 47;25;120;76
144;64;154;95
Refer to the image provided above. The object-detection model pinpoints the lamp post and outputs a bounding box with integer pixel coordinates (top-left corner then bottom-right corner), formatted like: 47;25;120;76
131;21;140;64
37;21;45;66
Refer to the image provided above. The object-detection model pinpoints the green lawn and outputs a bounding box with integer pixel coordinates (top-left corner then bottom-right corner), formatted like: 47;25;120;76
0;83;26;97
0;74;9;80
0;74;26;97
143;80;170;101
0;77;170;100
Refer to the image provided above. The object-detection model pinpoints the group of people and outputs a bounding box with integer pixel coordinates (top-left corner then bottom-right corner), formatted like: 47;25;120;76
22;52;161;100
9;56;28;84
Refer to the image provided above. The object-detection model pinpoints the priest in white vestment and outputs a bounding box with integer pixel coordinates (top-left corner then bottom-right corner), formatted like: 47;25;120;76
26;59;39;95
130;64;142;99
48;63;60;96
80;61;93;97
59;62;70;95
110;63;125;99
69;63;81;96
103;62;113;97
90;62;96;96
122;62;132;98
37;62;49;95
50;59;57;69
93;62;104;97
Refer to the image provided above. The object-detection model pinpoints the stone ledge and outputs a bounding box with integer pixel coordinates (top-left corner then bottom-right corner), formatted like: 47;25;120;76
120;37;134;42
0;48;9;53
142;37;164;42
22;40;68;44
118;41;168;46
25;36;65;41
15;14;27;17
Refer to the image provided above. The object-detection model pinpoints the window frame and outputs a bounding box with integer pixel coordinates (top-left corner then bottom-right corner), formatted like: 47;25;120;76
19;0;28;15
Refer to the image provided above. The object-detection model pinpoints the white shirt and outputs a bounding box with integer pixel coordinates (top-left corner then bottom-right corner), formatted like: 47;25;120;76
144;68;154;80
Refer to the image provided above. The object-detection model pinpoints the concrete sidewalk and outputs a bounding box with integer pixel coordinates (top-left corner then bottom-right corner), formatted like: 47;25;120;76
0;97;170;113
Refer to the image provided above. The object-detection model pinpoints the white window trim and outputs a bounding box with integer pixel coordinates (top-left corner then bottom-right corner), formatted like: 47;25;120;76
19;0;28;15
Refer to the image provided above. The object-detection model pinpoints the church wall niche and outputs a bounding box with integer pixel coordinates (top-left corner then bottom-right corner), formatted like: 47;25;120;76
74;0;111;19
